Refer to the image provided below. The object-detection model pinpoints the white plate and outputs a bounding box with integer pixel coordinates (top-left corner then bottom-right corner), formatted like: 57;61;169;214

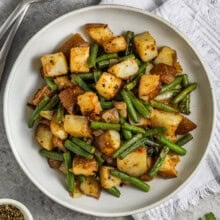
3;5;216;217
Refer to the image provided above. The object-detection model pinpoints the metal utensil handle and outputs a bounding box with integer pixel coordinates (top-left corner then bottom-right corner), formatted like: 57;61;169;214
0;6;29;83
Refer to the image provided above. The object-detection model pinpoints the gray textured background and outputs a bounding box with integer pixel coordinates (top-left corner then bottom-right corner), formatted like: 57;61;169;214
0;0;219;219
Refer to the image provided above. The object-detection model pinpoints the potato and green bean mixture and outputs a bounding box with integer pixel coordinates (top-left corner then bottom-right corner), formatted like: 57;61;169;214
28;23;197;199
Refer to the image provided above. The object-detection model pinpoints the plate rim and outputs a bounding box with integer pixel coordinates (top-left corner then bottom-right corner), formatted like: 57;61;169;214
3;4;217;217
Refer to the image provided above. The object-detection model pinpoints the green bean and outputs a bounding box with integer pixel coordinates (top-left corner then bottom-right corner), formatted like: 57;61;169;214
110;170;150;192
64;140;93;159
93;71;101;82
70;137;95;154
127;91;151;118
176;133;193;146
145;138;160;148
161;75;183;93
148;146;169;178
125;62;148;90
78;175;86;183
119;54;135;62
63;152;74;192
40;149;64;161
43;94;59;110
73;76;91;91
119;137;147;159
200;212;216;220
71;73;93;81
122;122;146;134
144;127;166;137
125;31;135;55
156;135;186;155
88;43;99;68
96;53;118;62
90;121;121;131
119;117;133;140
172;83;197;104
28;96;50;128
150;100;178;112
94;152;105;166
56;102;64;124
99;96;114;109
44;77;58;90
121;90;139;123
97;60;110;69
112;133;143;158
105;186;121;198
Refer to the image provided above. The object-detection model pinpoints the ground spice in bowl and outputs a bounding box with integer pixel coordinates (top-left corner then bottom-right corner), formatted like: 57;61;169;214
0;204;24;220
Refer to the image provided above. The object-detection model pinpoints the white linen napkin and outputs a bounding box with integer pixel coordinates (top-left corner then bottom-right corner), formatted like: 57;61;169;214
100;0;220;219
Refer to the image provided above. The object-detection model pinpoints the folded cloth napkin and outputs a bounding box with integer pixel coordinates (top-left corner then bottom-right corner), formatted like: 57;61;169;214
100;0;220;219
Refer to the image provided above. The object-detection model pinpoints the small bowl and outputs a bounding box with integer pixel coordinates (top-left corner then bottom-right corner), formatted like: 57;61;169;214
0;199;33;220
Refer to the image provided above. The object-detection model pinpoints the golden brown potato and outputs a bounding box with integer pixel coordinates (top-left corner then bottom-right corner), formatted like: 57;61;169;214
39;110;54;120
138;74;161;101
50;116;68;140
41;52;68;77
85;23;113;45
117;147;147;177
64;115;91;138
58;162;66;174
79;176;101;199
72;156;98;176
58;33;89;59
102;36;127;53
95;130;120;156
70;181;82;198
150;63;177;84
54;76;73;90
176;116;197;135
113;101;127;118
58;86;84;114
70;47;90;73
35;124;53;150
101;108;119;123
100;166;121;189
154;46;177;66
77;92;102;115
95;72;122;100
108;58;139;79
159;154;180;178
174;61;183;73
150;109;183;142
32;86;53;106
133;32;158;62
52;136;66;152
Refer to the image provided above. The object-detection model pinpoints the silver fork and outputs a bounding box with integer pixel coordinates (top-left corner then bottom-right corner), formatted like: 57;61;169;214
0;0;42;41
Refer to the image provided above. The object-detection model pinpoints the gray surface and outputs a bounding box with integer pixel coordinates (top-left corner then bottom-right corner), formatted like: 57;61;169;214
0;0;219;220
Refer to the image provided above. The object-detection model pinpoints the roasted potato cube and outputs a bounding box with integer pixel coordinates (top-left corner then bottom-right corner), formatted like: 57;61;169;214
108;58;138;79
70;47;89;73
128;115;151;128
95;72;122;100
159;154;180;178
50;116;68;140
59;86;83;114
100;166;121;189
117;147;147;177
35;124;53;150
58;162;66;174
70;181;82;198
77;92;102;115
72;156;98;176
52;136;66;152
150;109;183;142
54;76;73;90
39;110;54;120
32;86;53;106
103;36;127;53
138;74;161;101
134;32;158;62
64;115;91;138
174;62;183;73
41;52;68;77
150;63;177;84
176;116;197;135
95;130;120;156
58;33;89;59
113;101;127;118
85;23;113;45
79;176;101;199
154;46;177;66
102;108;119;123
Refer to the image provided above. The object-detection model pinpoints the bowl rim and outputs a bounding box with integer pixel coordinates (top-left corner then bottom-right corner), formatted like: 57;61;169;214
0;198;33;220
3;4;217;217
